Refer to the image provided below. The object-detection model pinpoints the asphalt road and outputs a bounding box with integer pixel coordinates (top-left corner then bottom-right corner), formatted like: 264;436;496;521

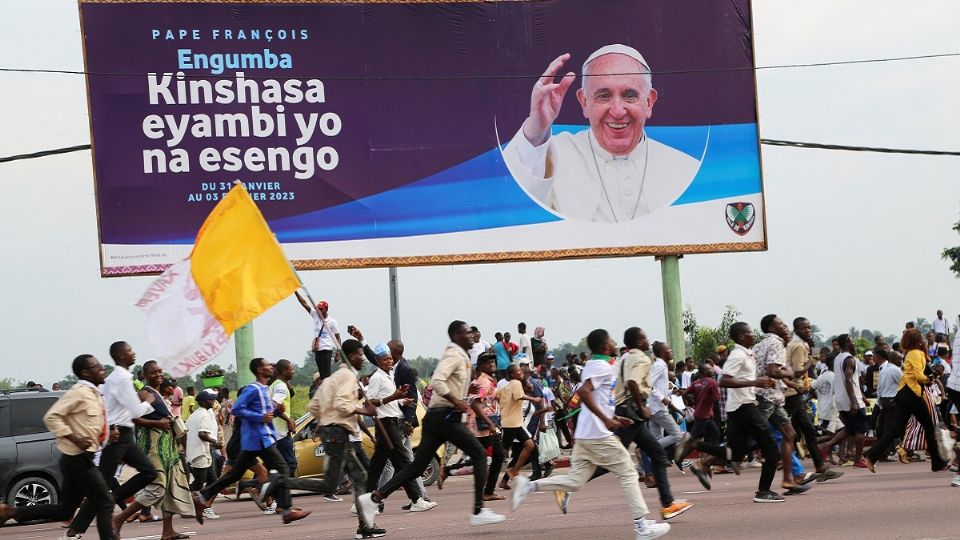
2;461;957;540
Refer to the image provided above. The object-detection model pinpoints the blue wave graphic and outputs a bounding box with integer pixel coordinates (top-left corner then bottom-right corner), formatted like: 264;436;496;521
159;123;760;244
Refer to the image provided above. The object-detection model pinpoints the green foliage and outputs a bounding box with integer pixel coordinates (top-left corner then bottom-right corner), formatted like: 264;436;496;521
406;356;439;379
56;374;78;390
942;218;960;276
0;378;17;390
683;305;741;363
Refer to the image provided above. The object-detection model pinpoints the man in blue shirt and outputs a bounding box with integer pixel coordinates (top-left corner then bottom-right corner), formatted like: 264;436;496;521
197;358;311;524
493;332;511;380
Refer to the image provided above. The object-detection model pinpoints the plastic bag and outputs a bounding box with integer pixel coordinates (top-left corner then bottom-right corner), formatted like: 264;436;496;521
538;428;561;463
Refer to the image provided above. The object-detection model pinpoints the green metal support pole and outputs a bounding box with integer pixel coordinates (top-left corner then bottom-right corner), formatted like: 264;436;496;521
235;322;256;387
659;255;686;359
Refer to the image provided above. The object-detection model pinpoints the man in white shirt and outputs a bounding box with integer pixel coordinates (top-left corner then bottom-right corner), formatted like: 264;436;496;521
469;326;491;366
295;291;341;380
364;343;437;513
647;343;683;455
876;350;903;443
269;359;298;476
187;390;222;519
502;44;700;223
687;322;782;503
818;334;868;466
516;323;533;363
933;309;950;337
65;341;159;539
512;329;670;539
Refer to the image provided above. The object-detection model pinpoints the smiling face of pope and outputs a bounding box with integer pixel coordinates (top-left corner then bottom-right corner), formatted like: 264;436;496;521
576;53;658;157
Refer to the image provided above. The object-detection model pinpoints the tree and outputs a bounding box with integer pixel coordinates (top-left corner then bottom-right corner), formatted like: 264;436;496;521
56;374;78;390
0;378;17;390
941;217;960;276
683;305;742;363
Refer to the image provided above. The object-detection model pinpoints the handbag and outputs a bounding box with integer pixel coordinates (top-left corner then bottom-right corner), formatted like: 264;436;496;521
170;415;188;440
538;429;561;463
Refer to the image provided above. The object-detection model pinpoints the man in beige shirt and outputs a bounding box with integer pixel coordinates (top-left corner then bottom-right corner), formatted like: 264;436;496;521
784;317;842;481
359;320;507;528
264;339;379;538
0;354;118;540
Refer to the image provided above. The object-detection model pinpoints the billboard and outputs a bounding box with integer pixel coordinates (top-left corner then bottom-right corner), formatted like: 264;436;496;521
80;0;765;277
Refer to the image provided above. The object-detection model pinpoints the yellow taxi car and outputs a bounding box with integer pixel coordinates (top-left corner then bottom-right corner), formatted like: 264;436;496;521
287;403;443;486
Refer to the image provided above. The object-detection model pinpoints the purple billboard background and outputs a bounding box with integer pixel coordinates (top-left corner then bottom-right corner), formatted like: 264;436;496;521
81;0;756;250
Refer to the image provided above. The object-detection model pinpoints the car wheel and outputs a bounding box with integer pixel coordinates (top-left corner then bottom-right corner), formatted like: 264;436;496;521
420;456;440;486
8;477;58;507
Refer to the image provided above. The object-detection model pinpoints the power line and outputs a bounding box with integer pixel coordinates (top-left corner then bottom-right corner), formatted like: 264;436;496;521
761;139;960;156
0;144;91;164
0;52;958;81
2;139;958;165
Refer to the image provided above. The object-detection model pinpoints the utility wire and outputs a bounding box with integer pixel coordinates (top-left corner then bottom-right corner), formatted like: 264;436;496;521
2;139;958;164
0;52;958;81
0;144;91;163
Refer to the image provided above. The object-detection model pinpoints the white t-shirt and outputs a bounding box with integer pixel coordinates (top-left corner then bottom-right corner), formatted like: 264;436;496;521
933;316;949;336
722;345;758;413
185;407;217;468
541;386;556;426
270;380;292;436
367;369;403;418
812;371;837;422
575;359;615;440
518;333;533;362
311;312;340;350
947;361;960;392
469;340;490;366
833;352;865;410
680;371;692;389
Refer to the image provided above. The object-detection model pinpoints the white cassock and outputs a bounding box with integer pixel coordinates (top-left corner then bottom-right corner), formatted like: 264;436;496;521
503;127;701;223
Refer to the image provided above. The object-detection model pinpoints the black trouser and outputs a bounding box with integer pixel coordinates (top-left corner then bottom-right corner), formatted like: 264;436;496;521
283;425;367;526
866;387;946;470
315;349;334;380
15;453;117;540
876;397;898;442
476;433;505;495
946;388;960;419
591;413;674;508
503;440;542;482
190;465;216;491
276;434;297;475
201;443;292;508
689;417;721;442
784;394;824;470
71;426;157;534
378;408;487;514
366;417;420;501
700;404;778;492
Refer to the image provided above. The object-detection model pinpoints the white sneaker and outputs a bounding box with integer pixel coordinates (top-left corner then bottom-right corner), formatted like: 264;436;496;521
202;507;220;520
511;476;534;512
468;507;506;526
58;534;81;540
635;519;671;539
263;501;278;515
351;503;358;514
408;497;438;512
951;475;960;487
356;493;379;529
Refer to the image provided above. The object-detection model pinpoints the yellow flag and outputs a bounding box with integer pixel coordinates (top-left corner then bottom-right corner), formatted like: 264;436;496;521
191;183;299;334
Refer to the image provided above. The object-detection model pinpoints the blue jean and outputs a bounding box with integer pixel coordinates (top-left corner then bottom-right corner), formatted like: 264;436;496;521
276;434;297;476
772;424;804;476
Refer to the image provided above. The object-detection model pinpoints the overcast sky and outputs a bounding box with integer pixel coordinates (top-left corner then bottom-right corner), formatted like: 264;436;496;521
1;1;958;384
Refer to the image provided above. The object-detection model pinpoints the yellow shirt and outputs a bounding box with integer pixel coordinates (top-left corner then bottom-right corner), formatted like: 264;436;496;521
899;349;929;397
181;394;197;421
44;382;106;455
496;379;525;428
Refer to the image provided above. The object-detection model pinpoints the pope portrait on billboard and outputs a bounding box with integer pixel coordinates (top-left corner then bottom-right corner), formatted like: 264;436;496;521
503;44;701;223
